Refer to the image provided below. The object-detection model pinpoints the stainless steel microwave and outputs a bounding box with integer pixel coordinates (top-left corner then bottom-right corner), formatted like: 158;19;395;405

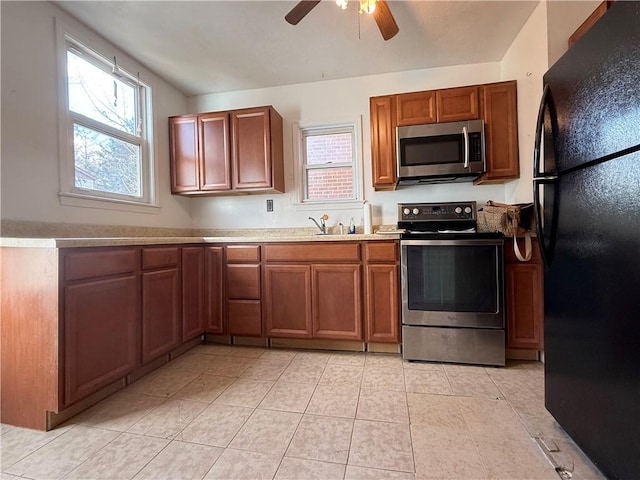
396;119;486;185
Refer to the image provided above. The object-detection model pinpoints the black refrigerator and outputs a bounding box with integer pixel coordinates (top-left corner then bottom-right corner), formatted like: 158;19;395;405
533;2;640;479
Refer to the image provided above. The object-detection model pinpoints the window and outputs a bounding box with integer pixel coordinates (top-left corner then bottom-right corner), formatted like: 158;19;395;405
58;32;155;208
299;123;361;203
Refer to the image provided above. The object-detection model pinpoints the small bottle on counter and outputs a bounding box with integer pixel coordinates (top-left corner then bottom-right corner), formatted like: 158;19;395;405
348;218;356;234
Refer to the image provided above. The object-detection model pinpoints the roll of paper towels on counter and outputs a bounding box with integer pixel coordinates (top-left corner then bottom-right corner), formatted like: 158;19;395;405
363;201;372;234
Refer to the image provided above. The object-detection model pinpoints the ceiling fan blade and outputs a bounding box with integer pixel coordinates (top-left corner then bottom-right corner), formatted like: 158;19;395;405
373;0;399;41
285;1;322;25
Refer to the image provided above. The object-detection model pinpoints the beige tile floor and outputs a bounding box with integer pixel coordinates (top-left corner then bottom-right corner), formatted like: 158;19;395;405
1;345;605;480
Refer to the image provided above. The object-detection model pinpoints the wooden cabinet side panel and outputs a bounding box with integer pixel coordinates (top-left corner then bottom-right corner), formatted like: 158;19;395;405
370;96;397;189
264;265;312;338
200;112;232;191
506;263;544;350
64;275;138;406
182;247;205;341
436;86;480;122
232;108;272;189
1;248;60;430
269;108;285;193
169;116;199;193
365;264;399;343
142;269;181;363
312;264;362;341
205;247;225;334
481;81;519;180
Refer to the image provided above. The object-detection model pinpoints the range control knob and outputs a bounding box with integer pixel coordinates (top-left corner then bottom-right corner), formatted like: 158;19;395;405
454;206;463;214
464;206;472;214
403;208;411;216
412;208;420;215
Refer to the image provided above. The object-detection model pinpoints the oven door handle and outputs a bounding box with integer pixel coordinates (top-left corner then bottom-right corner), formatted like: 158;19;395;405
462;125;469;168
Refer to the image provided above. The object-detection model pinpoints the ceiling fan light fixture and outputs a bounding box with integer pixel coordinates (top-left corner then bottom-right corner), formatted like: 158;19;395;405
359;0;376;14
336;0;348;10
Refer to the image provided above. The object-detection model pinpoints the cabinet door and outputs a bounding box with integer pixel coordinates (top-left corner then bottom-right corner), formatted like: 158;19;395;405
227;300;262;336
396;91;436;125
205;247;224;334
231;107;272;190
142;269;180;363
506;263;544;349
227;264;261;299
365;264;399;343
169;116;199;193
264;265;312;338
312;264;362;340
64;275;138;405
436;86;480;122
478;81;519;181
182;247;205;341
370;96;397;190
200;112;231;191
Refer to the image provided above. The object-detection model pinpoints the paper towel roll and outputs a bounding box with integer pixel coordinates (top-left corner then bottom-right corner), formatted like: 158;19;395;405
363;201;372;234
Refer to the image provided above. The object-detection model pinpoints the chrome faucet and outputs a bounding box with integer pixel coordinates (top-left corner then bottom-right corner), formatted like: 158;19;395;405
308;214;328;235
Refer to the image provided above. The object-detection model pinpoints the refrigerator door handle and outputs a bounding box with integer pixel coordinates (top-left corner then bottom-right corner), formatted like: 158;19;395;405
533;176;557;270
533;84;549;178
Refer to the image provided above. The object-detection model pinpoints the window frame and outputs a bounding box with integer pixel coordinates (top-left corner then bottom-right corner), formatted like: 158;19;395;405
293;118;364;209
56;22;158;212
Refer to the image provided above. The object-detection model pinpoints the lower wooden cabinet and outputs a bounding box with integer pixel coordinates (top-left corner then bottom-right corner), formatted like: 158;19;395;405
312;264;362;341
64;275;138;406
365;264;399;343
182;247;205;341
227;300;262;336
205;246;224;334
226;245;262;337
506;239;544;350
264;265;313;338
141;268;180;363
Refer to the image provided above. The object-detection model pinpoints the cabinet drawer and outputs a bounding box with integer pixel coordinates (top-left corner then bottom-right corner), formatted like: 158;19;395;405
142;247;179;270
505;238;541;264
227;300;262;336
227;264;261;299
264;242;360;262
364;242;398;262
64;248;138;282
226;245;261;262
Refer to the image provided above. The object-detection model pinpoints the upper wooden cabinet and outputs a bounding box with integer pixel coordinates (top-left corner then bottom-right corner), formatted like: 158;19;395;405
436;86;480;122
370;96;397;190
370;80;519;190
475;81;520;183
169;105;284;195
396;91;436;126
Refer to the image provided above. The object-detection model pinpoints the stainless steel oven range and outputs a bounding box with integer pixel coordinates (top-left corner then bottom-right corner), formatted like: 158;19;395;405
398;202;505;366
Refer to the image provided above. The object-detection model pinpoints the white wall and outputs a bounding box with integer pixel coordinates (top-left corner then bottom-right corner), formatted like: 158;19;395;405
0;1;192;229
501;1;549;204
188;63;507;230
546;0;601;67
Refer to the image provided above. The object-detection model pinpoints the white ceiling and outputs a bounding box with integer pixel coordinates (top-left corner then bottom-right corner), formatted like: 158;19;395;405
55;0;539;97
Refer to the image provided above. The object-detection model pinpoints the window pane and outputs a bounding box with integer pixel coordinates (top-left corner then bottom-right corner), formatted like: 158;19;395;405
73;123;142;197
305;132;352;165
67;49;137;135
306;167;353;200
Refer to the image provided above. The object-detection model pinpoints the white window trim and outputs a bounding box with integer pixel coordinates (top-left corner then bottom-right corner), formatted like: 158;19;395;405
55;18;159;213
292;116;364;211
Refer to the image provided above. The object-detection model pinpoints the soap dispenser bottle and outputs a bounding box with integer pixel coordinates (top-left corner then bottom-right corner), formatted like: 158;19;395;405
348;218;356;234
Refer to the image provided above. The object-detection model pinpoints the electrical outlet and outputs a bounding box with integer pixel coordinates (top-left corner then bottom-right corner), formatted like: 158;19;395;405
266;199;273;212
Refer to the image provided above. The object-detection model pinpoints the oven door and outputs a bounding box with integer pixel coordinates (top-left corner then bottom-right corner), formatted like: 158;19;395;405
401;238;504;329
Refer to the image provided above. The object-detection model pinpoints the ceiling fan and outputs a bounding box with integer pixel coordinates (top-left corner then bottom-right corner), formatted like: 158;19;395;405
285;0;399;41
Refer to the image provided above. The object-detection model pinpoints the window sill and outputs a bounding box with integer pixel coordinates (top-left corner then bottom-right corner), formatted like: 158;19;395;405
291;200;364;212
59;192;160;214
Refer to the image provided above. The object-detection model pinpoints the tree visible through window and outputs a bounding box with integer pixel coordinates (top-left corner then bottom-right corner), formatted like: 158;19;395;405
63;39;151;202
302;126;357;202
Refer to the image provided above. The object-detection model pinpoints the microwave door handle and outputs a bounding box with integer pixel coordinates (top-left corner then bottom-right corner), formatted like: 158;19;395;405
462;125;469;168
